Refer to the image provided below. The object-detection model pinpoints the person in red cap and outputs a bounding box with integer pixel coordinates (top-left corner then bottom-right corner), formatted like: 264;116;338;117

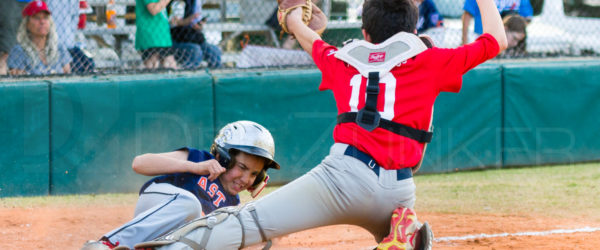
7;0;73;75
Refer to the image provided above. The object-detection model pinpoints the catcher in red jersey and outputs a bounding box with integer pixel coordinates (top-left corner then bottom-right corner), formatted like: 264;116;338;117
134;0;507;249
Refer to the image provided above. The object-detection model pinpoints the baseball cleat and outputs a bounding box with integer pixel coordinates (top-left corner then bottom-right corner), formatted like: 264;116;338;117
376;207;421;250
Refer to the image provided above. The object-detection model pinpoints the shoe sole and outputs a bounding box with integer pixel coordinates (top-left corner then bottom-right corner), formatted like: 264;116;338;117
416;222;433;250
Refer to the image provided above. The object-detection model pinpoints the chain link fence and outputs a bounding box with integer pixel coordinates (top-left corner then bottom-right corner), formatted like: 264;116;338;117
1;0;599;77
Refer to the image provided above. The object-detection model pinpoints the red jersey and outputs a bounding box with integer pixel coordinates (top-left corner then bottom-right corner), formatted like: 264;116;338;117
312;34;499;170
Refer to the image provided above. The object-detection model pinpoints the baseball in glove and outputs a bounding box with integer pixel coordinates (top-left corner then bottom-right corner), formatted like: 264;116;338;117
277;0;327;36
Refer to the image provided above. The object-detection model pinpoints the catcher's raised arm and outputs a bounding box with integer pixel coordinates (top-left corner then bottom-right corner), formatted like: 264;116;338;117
278;0;327;54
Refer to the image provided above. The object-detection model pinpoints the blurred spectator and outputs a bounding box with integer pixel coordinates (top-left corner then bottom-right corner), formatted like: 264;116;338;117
47;0;95;73
499;14;528;58
0;0;30;75
415;0;444;34
168;0;222;68
7;0;73;75
461;0;532;45
136;0;177;69
265;7;296;49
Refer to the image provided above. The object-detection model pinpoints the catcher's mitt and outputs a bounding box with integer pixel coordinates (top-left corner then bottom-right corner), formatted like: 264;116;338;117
277;0;327;35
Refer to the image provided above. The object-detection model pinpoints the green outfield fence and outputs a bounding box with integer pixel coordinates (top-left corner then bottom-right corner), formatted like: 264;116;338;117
1;59;599;197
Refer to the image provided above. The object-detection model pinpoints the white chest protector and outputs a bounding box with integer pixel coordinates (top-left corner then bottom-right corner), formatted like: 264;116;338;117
334;32;428;79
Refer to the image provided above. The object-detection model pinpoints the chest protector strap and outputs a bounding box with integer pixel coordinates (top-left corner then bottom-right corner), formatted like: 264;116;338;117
337;112;433;143
334;32;432;143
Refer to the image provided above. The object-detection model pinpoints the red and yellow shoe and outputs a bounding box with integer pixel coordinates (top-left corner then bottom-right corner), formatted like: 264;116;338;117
376;207;433;250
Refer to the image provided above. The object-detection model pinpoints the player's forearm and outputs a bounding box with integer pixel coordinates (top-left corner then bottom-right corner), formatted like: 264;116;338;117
476;0;507;51
132;153;196;176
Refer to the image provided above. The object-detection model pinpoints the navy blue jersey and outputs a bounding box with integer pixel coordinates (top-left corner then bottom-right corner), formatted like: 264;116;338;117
139;147;240;214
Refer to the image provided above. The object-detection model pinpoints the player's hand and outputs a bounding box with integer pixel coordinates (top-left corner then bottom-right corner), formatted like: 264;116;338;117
283;8;303;36
196;159;226;181
287;7;303;25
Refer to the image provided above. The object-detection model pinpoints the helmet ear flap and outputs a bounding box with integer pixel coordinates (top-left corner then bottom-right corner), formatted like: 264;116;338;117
251;170;266;187
214;146;232;169
249;170;268;198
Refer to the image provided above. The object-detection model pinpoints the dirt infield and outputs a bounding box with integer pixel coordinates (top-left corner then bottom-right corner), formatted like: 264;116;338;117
1;204;599;250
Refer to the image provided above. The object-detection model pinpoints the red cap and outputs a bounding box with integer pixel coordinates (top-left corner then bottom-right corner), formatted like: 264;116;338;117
22;0;51;17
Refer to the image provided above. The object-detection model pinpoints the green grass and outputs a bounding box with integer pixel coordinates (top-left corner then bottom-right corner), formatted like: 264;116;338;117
414;162;600;220
0;193;138;208
0;187;281;208
2;163;598;221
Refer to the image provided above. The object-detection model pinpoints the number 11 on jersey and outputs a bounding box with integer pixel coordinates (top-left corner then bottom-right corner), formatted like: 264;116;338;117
348;73;397;120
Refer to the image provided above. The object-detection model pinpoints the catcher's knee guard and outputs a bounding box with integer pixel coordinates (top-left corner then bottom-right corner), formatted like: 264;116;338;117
134;203;272;250
376;207;433;250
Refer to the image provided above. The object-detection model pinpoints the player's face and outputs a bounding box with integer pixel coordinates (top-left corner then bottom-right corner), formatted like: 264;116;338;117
220;152;265;195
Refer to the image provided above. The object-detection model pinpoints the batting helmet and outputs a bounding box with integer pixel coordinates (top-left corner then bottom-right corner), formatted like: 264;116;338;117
211;120;280;171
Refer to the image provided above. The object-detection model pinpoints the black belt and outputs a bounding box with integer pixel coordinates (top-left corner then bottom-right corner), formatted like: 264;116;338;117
343;145;412;181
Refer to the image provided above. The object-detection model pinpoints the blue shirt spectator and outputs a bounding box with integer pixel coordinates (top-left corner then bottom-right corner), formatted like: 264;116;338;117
416;0;444;33
463;0;533;35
